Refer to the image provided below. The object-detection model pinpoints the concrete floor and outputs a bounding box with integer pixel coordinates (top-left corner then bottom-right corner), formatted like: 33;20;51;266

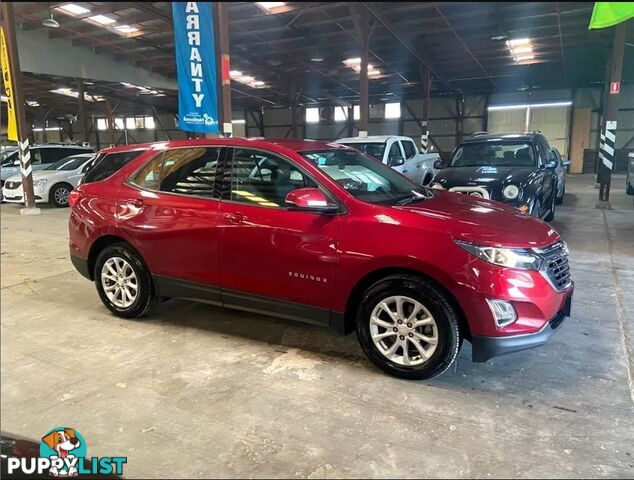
1;174;633;478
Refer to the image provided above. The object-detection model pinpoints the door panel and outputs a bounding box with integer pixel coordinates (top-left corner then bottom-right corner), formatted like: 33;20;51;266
117;147;224;289
218;147;339;313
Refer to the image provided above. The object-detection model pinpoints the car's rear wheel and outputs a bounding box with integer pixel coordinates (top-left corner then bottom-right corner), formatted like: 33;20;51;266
49;183;72;208
356;275;461;380
94;243;158;318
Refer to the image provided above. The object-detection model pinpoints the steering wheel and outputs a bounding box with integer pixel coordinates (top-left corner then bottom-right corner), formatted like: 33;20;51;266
336;178;364;191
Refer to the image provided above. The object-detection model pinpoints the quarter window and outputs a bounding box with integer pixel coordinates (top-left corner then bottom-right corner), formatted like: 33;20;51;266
83;150;144;184
227;148;314;208
132;154;163;191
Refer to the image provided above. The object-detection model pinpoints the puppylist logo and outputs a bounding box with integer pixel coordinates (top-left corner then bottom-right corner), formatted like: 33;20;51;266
6;427;127;477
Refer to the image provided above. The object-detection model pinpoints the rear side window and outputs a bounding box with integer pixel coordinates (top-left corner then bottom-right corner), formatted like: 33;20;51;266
83;150;144;184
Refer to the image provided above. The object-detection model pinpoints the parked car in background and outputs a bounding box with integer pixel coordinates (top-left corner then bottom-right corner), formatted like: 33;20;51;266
334;135;439;186
625;152;634;200
68;139;572;380
551;148;571;204
431;132;559;221
2;153;95;207
0;144;94;186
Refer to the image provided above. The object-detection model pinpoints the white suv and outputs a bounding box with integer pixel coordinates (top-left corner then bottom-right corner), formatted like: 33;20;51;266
335;135;439;185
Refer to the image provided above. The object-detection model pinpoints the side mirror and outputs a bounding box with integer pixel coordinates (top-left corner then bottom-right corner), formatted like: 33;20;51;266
562;160;571;167
388;156;405;167
285;187;338;213
545;160;558;169
433;159;443;169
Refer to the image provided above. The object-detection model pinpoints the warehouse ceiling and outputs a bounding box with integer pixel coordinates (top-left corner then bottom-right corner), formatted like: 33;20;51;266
7;1;634;118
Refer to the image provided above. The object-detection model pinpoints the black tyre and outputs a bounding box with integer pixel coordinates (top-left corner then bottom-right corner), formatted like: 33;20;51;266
49;183;72;208
555;183;565;205
356;274;461;380
544;188;556;222
94;243;158;319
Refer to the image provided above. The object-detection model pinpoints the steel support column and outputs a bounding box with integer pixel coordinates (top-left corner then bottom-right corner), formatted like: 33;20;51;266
215;2;232;137
77;79;89;145
358;7;369;137
1;1;37;213
420;67;432;153
597;23;626;205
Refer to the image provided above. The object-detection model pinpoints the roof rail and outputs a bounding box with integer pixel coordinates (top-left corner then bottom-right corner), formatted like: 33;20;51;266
470;131;489;136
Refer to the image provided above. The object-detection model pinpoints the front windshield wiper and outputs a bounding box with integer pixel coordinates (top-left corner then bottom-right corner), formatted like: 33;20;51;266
394;189;434;206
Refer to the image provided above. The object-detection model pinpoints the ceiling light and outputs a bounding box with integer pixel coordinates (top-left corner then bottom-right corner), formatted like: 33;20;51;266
507;38;531;46
50;88;103;102
515;54;535;62
26;100;40;107
42;12;60;28
230;70;267;88
86;14;116;26
488;101;572;111
343;58;361;66
490;34;507;41
310;55;324;62
255;2;286;13
55;4;90;16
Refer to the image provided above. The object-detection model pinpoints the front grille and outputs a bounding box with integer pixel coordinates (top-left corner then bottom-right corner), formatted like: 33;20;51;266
4;181;21;190
448;186;490;199
539;242;571;291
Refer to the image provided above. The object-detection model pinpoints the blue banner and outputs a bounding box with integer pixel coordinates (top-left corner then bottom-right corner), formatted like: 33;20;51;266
172;2;219;133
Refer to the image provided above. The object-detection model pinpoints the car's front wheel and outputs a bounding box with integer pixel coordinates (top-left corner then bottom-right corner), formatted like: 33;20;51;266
356;275;461;380
94;243;158;318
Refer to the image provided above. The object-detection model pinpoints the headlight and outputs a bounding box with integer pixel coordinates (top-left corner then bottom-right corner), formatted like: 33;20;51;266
431;182;445;190
503;184;519;199
455;240;542;270
33;178;48;188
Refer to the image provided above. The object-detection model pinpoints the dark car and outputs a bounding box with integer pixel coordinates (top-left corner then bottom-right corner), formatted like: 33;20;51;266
431;132;559;221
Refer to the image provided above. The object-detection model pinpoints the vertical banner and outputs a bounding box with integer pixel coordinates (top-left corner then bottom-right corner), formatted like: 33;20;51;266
172;2;219;134
1;27;18;141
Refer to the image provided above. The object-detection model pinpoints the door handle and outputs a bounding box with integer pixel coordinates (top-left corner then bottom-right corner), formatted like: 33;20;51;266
224;212;246;224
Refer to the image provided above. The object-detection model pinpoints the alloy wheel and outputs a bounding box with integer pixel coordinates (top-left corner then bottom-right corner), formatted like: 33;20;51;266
369;295;438;366
54;187;70;205
101;257;138;308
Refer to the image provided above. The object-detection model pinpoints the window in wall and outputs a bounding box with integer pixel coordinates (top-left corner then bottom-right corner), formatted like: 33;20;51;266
385;102;401;119
334;107;347;122
305;108;319;124
353;105;360;120
126;117;137;130
135;117;145;129
144;116;155;129
114;118;125;130
97;118;108;131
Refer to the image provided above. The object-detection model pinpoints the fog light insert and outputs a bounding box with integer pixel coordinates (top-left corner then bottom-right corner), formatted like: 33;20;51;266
486;299;517;329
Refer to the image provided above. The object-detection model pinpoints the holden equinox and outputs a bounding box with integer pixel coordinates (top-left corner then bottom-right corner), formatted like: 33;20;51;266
69;139;573;379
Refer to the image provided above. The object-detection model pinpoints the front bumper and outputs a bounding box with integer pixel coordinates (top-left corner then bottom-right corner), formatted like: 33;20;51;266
1;186;45;203
470;287;572;362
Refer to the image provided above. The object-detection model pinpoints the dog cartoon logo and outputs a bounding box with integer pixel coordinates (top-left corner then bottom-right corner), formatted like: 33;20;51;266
40;427;86;477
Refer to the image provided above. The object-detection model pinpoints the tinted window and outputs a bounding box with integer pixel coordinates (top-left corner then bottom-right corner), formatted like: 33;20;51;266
31;149;42;164
228;148;314;208
40;148;84;164
132;154;163;191
450;141;535;167
302;149;432;205
82;150;144;184
0;150;18;166
388;142;401;159
160;147;221;197
401;140;416;159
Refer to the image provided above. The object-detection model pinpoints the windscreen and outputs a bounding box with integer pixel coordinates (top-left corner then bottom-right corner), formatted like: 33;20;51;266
44;155;93;171
340;143;386;161
450;141;536;167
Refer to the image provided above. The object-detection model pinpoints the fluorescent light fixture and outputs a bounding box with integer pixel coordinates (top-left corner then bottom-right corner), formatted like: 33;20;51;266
506;38;536;64
50;88;103;102
26;100;40;107
305;107;320;124
343;58;381;78
334;107;347;122
232;119;246;124
507;38;531;46
120;82;158;95
255;2;286;13
488;101;573;111
384;102;401;119
343;57;361;66
144;116;155;129
86;14;116;26
230;70;267;89
32;127;62;132
56;3;90;16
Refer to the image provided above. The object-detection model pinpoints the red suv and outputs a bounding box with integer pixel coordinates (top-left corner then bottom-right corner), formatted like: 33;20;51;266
69;139;573;379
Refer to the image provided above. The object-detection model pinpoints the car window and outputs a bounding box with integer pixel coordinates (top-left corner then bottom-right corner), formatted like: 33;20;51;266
341;143;385;161
31;149;42;165
401;140;416;159
132;154;163;191
0;150;18;166
40;148;77;164
227;148;315;208
82;150;145;184
388;142;401;159
45;155;93;171
450;141;535;167
158;147;221;197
